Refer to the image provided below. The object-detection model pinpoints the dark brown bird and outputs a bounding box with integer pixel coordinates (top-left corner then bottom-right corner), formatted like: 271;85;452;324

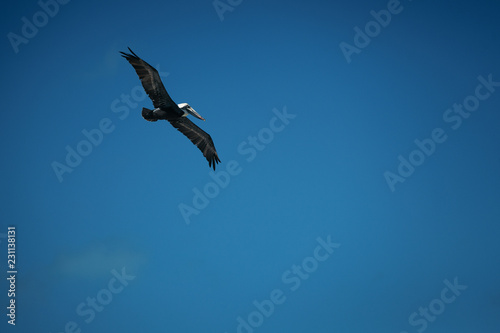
120;48;220;170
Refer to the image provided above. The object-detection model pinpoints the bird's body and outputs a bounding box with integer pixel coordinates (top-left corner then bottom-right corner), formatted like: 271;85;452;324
141;107;178;122
120;48;220;170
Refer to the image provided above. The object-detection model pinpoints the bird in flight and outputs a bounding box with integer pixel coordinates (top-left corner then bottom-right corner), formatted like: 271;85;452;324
120;48;220;170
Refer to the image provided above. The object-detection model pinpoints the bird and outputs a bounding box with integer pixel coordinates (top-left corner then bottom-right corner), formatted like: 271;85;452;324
120;48;220;170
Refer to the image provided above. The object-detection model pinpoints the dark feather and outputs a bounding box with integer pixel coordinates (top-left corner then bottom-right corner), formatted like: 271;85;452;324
120;48;174;109
168;117;220;170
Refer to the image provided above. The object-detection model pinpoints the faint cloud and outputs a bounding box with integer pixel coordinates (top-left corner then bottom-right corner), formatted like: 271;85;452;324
51;240;145;279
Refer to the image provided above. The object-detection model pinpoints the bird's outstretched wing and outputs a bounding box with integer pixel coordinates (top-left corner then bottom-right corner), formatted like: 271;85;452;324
120;48;174;109
167;117;221;170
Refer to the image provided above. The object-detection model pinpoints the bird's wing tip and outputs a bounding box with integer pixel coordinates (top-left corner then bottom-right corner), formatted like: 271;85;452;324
120;47;139;59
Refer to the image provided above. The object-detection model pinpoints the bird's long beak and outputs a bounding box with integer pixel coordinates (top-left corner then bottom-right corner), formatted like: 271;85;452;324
186;105;206;121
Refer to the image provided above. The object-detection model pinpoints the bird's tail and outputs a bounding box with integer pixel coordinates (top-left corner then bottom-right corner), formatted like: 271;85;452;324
142;108;158;122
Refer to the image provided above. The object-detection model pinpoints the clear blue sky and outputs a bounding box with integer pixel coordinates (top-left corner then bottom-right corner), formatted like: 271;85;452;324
1;0;500;332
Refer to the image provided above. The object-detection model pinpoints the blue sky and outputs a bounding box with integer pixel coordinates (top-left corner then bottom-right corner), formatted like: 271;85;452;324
1;0;500;332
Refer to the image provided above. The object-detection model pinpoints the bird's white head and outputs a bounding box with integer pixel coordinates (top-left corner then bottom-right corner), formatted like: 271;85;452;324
178;103;206;121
